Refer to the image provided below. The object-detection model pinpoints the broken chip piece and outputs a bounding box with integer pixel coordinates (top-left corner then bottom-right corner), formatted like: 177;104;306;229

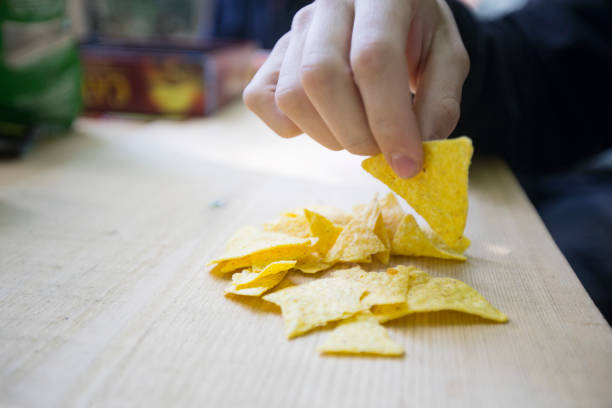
294;252;334;274
391;214;466;261
324;217;386;264
263;277;369;338
362;136;473;249
407;277;508;322
378;193;405;241
353;198;391;264
331;266;411;306
225;260;297;296
263;211;312;238
225;270;288;297
318;311;404;356
304;209;343;256
208;227;314;273
306;205;353;226
371;268;508;323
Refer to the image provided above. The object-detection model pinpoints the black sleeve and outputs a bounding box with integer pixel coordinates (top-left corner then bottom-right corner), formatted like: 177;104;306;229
446;0;612;174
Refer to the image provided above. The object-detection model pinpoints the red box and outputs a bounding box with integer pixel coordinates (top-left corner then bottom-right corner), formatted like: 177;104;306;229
80;40;256;116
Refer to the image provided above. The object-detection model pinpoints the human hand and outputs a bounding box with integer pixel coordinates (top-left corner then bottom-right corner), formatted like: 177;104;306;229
243;0;469;178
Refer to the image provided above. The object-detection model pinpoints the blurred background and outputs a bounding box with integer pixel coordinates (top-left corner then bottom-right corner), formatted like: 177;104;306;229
0;0;525;157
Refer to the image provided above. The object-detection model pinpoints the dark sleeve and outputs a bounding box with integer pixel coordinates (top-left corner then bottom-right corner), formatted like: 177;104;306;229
446;0;612;174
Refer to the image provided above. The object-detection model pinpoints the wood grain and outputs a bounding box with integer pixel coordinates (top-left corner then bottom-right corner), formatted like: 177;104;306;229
1;103;610;408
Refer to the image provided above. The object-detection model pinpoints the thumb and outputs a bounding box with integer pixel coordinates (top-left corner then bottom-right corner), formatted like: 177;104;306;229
414;29;469;141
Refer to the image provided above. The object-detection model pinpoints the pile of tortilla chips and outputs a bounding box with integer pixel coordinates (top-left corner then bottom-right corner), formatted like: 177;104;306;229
209;137;508;357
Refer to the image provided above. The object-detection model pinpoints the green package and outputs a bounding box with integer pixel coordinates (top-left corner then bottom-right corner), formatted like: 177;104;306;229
0;0;81;156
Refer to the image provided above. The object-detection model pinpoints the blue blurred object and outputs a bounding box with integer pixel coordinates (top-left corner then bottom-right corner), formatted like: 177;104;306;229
213;0;310;48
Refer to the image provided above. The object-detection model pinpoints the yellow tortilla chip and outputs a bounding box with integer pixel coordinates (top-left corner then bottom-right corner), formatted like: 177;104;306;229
208;227;314;273
263;211;312;238
371;269;507;323
307;205;353;226
362;136;473;248
325;218;386;263
237;260;296;288
225;269;289;297
391;214;466;261
378;193;404;240
331;266;410;306
304;209;343;256
371;303;412;323
263;277;368;338
407;277;508;322
353;199;391;264
370;265;432;323
318;311;404;356
451;235;471;252
294;252;333;274
394;265;432;287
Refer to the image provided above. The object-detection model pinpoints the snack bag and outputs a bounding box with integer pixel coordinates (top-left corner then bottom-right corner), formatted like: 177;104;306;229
0;0;81;156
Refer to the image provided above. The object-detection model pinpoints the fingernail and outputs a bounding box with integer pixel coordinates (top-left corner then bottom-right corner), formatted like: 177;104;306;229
391;153;420;178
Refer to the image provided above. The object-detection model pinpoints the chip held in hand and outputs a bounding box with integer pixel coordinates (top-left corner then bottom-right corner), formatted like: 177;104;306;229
362;136;473;251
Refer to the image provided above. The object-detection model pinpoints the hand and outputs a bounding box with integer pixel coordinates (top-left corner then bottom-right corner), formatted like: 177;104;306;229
243;0;469;178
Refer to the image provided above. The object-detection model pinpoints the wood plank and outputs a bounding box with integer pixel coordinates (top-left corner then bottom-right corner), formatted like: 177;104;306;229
0;103;610;408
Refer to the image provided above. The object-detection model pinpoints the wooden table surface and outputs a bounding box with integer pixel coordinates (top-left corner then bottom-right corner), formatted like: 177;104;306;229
1;102;611;408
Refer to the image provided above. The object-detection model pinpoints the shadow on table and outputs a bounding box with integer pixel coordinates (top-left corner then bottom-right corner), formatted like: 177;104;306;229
386;310;497;328
222;276;296;316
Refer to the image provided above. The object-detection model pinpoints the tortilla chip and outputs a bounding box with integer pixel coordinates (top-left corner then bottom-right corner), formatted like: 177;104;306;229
407;277;508;322
331;266;411;306
263;277;368;338
353;198;391;264
307;205;353;226
370;265;432;323
304;209;343;256
378;193;405;240
318;311;404;356
391;214;466;261
362;136;473;248
237;260;296;288
325;218;386;263
225;269;289;297
208;227;314;273
263;211;312;238
294;252;333;274
451;235;471;252
371;303;412;323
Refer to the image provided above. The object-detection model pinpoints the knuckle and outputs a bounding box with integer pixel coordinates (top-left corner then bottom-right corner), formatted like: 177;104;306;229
351;40;397;78
450;42;470;77
291;5;313;30
344;139;379;156
370;117;404;141
300;55;346;91
242;84;262;111
437;96;461;135
276;125;300;139
274;84;306;115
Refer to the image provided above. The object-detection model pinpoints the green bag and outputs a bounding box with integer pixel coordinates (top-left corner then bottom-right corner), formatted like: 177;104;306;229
0;0;81;157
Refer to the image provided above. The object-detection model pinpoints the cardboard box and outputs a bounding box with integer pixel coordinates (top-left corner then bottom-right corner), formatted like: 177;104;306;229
80;40;256;116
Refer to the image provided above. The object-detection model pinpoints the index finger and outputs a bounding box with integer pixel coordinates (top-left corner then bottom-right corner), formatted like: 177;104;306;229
350;0;423;178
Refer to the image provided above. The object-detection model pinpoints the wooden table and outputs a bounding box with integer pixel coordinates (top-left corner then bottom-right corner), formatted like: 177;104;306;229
1;102;611;408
